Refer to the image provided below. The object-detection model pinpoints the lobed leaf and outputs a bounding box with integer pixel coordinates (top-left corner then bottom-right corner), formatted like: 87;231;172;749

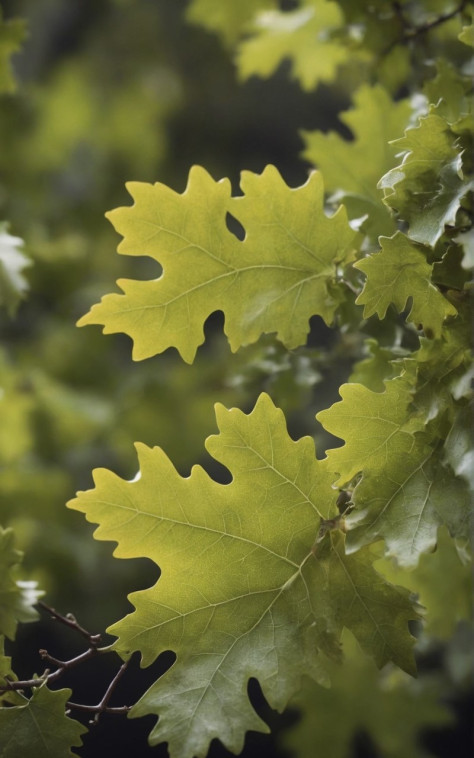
68;393;419;758
316;374;424;486
379;112;474;247
346;441;472;568
302;85;412;236
80;165;357;362
354;232;457;338
0;685;87;758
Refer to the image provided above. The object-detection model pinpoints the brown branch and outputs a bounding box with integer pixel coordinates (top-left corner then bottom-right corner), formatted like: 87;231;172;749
0;602;133;723
402;0;469;38
37;600;102;646
384;0;468;56
83;660;130;724
66;702;131;716
39;647;100;684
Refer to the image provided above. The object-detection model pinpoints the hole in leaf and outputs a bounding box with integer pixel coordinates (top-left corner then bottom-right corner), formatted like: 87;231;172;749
225;212;246;241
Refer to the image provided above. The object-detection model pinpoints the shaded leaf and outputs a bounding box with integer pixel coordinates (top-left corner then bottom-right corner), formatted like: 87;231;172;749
379;113;474;246
68;393;418;758
376;527;472;639
0;685;87;757
80;166;357;362
283;631;452;758
423;60;472;125
302;85;412;236
0;636;23;706
407;315;472;421
348;338;404;392
354;232;457;338
346;441;471;567
443;405;474;492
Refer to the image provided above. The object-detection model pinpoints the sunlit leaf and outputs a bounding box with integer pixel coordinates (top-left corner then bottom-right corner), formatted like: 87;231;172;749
80;166;357;362
316;374;423;486
68;393;418;758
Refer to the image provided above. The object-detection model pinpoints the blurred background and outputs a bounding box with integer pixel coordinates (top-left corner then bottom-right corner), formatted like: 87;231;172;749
0;1;471;756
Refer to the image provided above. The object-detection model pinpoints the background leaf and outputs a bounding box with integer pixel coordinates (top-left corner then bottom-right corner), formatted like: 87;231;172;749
302;85;412;237
236;0;348;90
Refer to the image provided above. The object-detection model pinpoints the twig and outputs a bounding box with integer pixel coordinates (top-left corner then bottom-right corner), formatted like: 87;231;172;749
39;647;100;684
384;0;468;56
66;702;131;716
38;600;102;646
0;602;132;722
402;0;469;38
72;660;131;725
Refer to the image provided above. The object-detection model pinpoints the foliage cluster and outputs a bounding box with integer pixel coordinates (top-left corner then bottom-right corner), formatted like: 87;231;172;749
0;1;472;757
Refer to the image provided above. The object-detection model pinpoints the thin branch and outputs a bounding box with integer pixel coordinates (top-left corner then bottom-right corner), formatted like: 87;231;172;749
384;0;468;56
0;602;133;722
403;0;469;38
39;647;100;684
37;600;102;646
88;660;130;724
66;702;131;716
